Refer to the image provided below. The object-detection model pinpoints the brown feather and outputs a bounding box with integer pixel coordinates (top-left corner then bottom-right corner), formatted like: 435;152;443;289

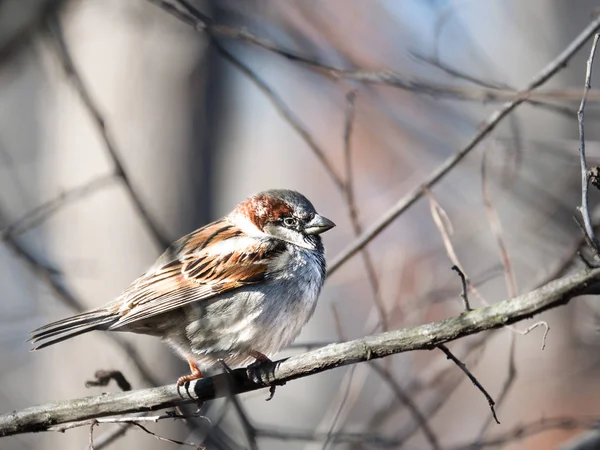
108;218;285;328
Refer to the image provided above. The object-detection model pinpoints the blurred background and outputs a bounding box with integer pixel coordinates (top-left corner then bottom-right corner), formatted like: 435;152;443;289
2;0;600;449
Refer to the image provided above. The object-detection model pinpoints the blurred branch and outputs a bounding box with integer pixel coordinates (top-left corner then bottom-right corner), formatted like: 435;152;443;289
257;415;600;447
369;363;441;450
149;0;345;192
149;1;600;104
0;0;64;64
1;174;116;240
212;41;345;190
411;51;581;118
2;267;600;436
219;361;258;450
0;207;160;388
476;149;519;437
45;15;170;249
449;417;600;450
481;149;518;299
328;15;600;274
576;33;600;257
342;92;388;330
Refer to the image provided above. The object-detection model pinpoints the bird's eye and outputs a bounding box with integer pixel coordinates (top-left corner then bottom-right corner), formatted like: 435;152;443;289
282;217;298;228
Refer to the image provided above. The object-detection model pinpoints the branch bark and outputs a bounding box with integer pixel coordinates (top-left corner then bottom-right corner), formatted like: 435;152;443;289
2;268;600;437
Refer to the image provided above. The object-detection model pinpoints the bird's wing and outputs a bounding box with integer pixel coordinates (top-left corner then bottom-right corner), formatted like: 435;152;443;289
108;218;285;329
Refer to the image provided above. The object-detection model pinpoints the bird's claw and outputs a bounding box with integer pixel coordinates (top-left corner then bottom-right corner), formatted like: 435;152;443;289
245;358;285;401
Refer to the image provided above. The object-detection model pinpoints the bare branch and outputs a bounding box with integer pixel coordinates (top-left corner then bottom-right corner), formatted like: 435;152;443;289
89;420;97;450
577;33;600;256
438;344;499;424
2;268;600;436
451;265;472;311
475;333;516;439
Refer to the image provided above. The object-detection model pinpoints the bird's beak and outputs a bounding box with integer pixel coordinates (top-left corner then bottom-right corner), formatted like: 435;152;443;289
305;214;336;235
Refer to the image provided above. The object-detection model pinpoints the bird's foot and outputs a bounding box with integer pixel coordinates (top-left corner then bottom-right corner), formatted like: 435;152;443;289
177;359;203;399
246;350;284;401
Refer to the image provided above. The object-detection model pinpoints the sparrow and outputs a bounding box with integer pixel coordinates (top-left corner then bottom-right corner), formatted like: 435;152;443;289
29;189;335;390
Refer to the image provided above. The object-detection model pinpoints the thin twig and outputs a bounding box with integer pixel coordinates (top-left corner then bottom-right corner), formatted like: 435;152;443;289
51;412;199;432
364;330;490;437
451;265;471;311
577;33;600;257
426;192;481;311
438;344;499;424
390;340;488;448
45;15;169;249
476;333;516;439
89;420;97;450
522;321;550;350
424;191;532;340
328;16;600;274
131;422;205;449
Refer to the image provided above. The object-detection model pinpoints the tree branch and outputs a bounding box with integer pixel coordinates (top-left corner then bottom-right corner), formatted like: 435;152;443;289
577;33;600;256
2;267;600;437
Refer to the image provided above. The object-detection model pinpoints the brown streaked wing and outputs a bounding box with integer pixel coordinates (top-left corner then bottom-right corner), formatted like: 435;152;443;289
108;220;285;329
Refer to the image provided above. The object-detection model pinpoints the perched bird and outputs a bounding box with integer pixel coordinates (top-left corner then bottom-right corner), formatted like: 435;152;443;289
29;189;335;389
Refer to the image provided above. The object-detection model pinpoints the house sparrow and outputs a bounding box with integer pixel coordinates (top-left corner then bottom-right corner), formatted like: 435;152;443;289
29;189;335;390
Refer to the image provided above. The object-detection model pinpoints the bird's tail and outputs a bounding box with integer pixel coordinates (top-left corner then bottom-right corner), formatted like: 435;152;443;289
29;309;119;350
